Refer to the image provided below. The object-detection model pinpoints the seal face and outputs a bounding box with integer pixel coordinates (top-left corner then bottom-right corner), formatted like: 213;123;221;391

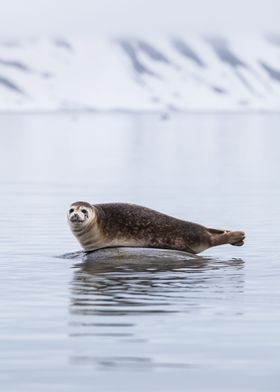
67;201;104;251
68;201;95;226
67;202;245;254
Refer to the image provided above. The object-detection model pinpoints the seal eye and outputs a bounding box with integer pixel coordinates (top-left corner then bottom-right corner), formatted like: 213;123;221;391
69;208;74;214
81;209;87;214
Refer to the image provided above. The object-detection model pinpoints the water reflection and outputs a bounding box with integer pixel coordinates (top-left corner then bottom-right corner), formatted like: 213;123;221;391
68;253;244;370
69;251;245;317
70;355;194;370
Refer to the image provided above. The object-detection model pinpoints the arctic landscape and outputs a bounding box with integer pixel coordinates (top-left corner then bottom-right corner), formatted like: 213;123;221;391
1;3;280;387
0;34;280;112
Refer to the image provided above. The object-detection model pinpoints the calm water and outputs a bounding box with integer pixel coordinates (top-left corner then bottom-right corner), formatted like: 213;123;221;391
0;113;280;391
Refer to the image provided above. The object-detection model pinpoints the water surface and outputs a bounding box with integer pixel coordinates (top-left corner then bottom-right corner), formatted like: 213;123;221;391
0;113;280;391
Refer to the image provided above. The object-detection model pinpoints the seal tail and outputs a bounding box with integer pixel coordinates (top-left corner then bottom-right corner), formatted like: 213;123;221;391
208;228;245;248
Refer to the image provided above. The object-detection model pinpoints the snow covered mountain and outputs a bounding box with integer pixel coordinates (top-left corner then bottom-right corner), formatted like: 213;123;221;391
0;34;279;112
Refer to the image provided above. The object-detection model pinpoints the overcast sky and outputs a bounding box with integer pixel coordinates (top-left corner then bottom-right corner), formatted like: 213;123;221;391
1;0;279;38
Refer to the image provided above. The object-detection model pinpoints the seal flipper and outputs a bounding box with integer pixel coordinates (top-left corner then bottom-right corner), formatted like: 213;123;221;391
208;228;245;248
226;230;245;246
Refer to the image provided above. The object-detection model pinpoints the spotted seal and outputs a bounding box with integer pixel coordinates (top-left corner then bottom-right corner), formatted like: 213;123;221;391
67;201;245;254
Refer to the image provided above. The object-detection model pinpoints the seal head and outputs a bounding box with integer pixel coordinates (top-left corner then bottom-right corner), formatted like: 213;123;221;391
68;201;95;226
67;201;106;251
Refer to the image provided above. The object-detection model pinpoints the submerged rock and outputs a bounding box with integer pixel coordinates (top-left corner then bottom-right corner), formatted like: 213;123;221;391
59;247;197;263
59;247;204;273
58;247;243;273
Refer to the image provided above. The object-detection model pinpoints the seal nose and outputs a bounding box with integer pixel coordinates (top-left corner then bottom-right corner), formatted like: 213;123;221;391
70;212;81;222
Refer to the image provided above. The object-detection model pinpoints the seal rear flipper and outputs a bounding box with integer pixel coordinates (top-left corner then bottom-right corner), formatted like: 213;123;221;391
208;228;245;248
231;239;245;246
227;231;245;246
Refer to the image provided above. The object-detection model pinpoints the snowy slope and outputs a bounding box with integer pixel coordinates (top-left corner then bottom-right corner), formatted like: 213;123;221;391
0;34;279;112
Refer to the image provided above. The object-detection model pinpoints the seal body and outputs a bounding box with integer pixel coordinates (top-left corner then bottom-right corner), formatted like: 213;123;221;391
67;202;245;254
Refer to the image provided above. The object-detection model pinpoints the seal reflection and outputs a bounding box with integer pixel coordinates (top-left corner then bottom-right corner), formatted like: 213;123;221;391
67;249;244;370
70;255;244;316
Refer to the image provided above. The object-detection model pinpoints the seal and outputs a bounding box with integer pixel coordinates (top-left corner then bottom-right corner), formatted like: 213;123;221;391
67;201;245;254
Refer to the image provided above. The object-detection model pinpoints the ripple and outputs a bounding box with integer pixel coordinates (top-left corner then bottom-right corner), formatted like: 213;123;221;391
71;355;194;370
69;252;245;318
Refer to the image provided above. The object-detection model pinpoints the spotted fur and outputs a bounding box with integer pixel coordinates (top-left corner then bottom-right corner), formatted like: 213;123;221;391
67;202;245;253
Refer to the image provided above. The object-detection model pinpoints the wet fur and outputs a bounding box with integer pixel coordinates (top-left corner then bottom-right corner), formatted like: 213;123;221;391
68;202;245;254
